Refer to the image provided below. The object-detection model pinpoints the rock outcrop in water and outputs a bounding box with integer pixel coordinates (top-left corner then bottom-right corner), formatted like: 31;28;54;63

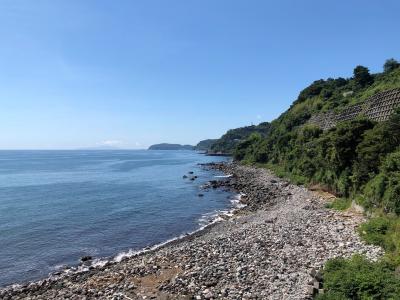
0;163;382;299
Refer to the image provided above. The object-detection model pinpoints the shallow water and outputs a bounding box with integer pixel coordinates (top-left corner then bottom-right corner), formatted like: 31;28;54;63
0;150;234;287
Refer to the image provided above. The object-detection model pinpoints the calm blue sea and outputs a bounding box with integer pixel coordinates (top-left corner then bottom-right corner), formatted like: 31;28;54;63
0;150;233;287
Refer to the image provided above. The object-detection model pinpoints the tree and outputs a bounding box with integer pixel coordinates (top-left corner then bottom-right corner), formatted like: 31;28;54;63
383;58;400;73
353;65;373;87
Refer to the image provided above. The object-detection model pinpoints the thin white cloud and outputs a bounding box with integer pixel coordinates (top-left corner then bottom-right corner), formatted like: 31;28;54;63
98;140;123;146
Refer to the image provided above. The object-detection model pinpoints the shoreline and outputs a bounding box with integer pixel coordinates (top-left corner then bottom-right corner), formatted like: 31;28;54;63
1;163;383;299
0;163;244;293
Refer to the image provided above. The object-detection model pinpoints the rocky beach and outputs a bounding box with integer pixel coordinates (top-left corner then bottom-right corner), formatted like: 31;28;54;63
0;163;382;300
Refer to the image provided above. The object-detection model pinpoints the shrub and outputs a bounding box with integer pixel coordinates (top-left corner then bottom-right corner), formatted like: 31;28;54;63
317;255;400;299
358;217;391;247
362;150;400;214
358;216;400;263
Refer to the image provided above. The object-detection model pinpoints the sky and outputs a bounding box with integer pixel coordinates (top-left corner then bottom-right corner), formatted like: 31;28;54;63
0;0;399;149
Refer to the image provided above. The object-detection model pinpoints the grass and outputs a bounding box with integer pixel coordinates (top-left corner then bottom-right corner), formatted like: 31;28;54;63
358;215;400;266
324;198;351;211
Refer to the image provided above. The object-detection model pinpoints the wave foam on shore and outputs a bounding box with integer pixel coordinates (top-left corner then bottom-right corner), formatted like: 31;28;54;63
45;192;247;284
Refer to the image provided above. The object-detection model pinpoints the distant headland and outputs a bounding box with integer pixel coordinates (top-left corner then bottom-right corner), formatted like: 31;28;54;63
148;143;194;150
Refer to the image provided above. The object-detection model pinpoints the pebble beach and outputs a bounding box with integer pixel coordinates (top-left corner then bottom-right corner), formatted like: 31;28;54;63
0;163;382;300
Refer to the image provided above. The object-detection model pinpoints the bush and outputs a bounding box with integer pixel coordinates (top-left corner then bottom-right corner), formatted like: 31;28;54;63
362;150;400;214
358;216;400;263
358;217;391;247
317;255;400;299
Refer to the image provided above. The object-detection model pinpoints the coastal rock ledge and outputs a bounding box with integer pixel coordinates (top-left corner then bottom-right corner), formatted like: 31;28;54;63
1;163;382;300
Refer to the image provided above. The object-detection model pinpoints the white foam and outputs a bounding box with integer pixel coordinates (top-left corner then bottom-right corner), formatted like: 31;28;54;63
214;174;233;178
44;194;248;284
91;258;109;268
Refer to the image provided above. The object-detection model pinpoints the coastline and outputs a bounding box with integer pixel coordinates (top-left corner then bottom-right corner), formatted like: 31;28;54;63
1;163;383;299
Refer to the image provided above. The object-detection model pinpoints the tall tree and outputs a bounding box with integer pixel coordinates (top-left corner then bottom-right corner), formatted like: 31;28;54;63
383;58;400;73
353;65;373;87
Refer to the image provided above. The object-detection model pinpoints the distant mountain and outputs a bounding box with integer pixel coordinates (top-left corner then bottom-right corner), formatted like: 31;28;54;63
194;139;218;151
148;143;194;150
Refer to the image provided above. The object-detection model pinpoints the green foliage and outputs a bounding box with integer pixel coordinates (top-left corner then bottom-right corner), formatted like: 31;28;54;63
210;122;271;154
353;65;374;88
359;215;400;266
384;58;400;73
295;78;348;105
230;58;400;300
358;217;391;247
317;255;400;299
148;143;193;150
325;198;351;211
362;150;400;214
350;68;400;105
235;60;400;211
195;139;217;151
234;133;264;161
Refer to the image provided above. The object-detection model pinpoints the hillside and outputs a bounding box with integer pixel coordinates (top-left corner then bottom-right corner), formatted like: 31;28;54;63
235;60;400;195
232;58;400;298
196;122;271;154
148;143;194;150
194;139;217;151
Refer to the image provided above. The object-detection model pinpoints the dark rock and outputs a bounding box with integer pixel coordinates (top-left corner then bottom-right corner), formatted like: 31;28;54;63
80;256;92;262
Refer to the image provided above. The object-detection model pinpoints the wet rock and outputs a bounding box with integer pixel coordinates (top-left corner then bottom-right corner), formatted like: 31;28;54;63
2;162;383;300
80;256;92;262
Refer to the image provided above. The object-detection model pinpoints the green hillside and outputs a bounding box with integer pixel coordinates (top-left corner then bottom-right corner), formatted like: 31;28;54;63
194;139;217;151
210;122;271;154
196;122;271;154
148;143;194;150
236;60;400;202
233;59;400;299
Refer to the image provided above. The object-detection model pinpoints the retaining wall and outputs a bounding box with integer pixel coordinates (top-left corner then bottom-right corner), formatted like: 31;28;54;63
308;88;400;130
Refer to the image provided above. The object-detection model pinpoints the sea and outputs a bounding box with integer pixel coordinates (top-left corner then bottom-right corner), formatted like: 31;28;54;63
0;150;236;287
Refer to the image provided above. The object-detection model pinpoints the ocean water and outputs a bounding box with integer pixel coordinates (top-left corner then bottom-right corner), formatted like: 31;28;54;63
0;150;234;287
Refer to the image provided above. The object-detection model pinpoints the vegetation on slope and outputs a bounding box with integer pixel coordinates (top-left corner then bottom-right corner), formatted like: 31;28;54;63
148;143;194;150
316;255;400;300
235;59;400;208
210;122;271;154
196;122;271;154
232;58;400;298
194;139;217;151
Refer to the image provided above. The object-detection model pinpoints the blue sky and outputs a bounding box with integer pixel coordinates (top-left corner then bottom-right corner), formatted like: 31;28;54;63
0;0;399;149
